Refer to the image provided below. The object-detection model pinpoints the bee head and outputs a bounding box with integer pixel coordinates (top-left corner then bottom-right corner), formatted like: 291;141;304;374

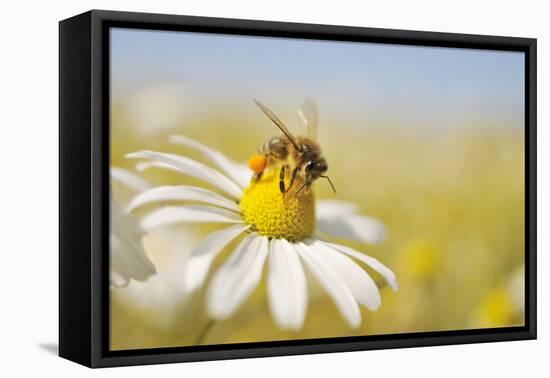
302;158;335;193
304;157;328;178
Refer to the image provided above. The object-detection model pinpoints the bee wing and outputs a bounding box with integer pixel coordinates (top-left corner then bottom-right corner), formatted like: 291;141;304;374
253;99;301;151
298;99;318;140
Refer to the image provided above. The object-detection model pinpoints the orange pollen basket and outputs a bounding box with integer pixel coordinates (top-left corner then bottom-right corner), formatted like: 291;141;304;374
247;154;267;173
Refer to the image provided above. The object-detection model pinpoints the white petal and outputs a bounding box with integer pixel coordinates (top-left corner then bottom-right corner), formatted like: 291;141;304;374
170;135;251;188
207;234;268;319
309;240;380;311
185;224;250;292
316;200;359;217
323;241;398;291
267;239;308;330
135;161;174;173
110;167;151;192
316;215;386;244
110;201;156;287
110;270;129;288
126;185;239;213
294;241;361;328
141;205;243;231
127;150;243;200
316;200;386;244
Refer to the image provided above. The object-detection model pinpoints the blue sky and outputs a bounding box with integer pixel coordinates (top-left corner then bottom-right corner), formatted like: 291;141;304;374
111;28;525;129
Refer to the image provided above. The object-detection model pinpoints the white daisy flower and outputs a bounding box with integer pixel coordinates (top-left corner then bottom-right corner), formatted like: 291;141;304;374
110;167;156;287
127;135;397;330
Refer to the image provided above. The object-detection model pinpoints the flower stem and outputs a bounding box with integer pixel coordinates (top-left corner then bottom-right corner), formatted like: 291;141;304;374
195;319;215;345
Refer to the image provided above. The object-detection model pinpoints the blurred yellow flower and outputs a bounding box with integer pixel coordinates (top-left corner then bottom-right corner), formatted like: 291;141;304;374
473;288;514;327
472;265;524;328
401;238;441;279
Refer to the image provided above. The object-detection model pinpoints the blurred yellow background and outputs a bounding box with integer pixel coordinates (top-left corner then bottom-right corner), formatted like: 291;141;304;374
110;108;524;350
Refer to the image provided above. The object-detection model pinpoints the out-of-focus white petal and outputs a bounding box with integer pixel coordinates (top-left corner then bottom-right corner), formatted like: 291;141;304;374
110;201;156;287
294;241;360;328
126;185;240;213
267;239;308;330
111;167;152;192
185;224;250;292
127;150;243;200
508;265;525;312
113;227;200;329
135;161;174;173
316;200;386;244
309;239;380;311
110;270;129;288
122;83;190;135
316;200;358;216
207;234;268;319
316;215;386;244
323;241;398;291
141;205;243;231
170;135;251;189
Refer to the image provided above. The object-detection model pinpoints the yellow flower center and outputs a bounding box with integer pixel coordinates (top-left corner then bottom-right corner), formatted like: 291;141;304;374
240;169;315;242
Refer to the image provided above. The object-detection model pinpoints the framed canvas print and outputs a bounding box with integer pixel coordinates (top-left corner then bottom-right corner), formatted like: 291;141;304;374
59;10;537;368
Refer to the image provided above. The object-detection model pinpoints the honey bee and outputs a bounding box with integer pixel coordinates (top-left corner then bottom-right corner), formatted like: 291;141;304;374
248;99;336;196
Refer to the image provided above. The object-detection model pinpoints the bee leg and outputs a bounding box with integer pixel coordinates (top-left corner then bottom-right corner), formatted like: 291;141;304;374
254;171;264;182
295;181;310;195
285;167;299;194
279;165;287;195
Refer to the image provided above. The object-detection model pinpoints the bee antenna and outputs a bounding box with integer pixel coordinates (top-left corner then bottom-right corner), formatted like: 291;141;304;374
320;175;336;193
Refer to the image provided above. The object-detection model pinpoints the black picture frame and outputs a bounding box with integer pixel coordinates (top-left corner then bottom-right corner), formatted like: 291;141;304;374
59;9;537;368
